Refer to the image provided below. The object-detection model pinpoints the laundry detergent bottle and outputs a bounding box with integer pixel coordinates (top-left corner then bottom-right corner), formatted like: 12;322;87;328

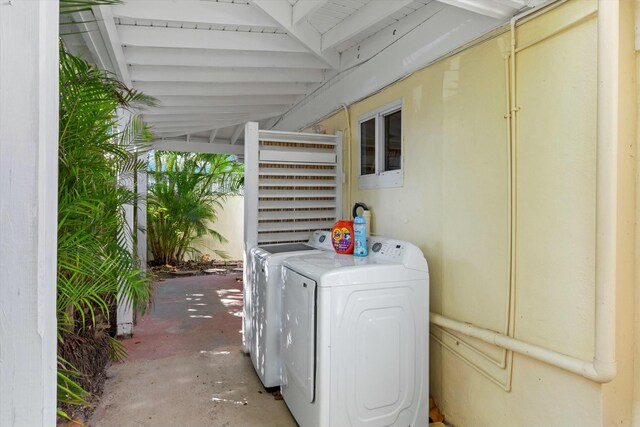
353;215;368;257
331;220;354;254
352;202;369;257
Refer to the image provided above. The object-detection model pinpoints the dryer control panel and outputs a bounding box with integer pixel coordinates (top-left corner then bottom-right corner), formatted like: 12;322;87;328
368;238;406;261
366;236;428;271
308;230;334;251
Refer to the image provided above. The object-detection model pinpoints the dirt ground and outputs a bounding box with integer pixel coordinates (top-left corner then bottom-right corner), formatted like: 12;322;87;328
149;259;243;280
87;274;296;427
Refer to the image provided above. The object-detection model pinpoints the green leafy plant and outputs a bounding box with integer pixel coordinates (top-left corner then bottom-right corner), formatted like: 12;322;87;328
60;0;120;15
147;152;244;265
57;41;154;417
57;355;90;419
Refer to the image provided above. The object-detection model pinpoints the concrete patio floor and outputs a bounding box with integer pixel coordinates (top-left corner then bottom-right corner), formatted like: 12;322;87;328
89;274;296;427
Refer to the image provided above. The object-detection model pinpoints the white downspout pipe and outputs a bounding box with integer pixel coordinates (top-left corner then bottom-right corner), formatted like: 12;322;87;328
430;0;618;383
590;0;618;382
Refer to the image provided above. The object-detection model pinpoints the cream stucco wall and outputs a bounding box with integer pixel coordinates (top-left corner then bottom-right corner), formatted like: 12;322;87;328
188;195;244;260
310;1;638;425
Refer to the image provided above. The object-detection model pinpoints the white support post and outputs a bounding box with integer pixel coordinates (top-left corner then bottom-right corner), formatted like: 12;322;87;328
117;174;135;337
242;121;260;354
136;151;148;272
0;1;59;425
243;122;260;251
116;109;134;337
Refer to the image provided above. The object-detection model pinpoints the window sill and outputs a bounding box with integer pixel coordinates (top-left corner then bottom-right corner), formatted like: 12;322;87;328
358;170;403;189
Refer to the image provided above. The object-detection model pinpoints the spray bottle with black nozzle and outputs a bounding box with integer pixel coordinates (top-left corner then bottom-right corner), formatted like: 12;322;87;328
352;202;369;257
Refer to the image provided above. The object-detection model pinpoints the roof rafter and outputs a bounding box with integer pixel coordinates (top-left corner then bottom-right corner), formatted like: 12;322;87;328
124;47;330;69
142;105;289;116
151;140;244;155
134;82;312;97
157;127;235;138
129;65;324;83
250;0;339;70
208;129;218;144
118;26;308;53
72;11;112;71
263;116;281;130
340;1;445;70
148;112;278;129
293;0;330;25
435;0;515;20
93;5;131;86
151;121;240;130
153;95;302;107
111;1;278;28
321;0;414;51
230;124;244;145
144;112;284;122
494;0;530;8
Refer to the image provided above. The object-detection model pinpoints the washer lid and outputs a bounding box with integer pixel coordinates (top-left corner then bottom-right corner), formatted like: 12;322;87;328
257;243;316;254
283;236;429;287
290;252;389;269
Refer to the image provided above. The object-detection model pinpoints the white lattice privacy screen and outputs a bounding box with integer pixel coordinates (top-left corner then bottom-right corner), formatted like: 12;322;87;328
244;122;342;250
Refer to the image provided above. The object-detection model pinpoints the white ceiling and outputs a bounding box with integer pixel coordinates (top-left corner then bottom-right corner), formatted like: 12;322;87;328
62;0;546;150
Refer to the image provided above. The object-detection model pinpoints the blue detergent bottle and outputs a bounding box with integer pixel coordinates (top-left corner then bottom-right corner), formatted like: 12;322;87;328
353;203;368;257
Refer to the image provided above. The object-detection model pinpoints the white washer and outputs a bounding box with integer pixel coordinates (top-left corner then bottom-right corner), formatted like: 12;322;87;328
248;230;334;388
281;237;429;427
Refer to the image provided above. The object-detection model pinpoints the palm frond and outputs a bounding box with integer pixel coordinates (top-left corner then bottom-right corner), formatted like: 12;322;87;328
109;337;128;362
57;40;154;414
57;356;89;411
147;151;244;264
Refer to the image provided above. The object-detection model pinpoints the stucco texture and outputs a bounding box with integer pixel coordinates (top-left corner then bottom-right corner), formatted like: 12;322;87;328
188;195;244;261
312;1;638;425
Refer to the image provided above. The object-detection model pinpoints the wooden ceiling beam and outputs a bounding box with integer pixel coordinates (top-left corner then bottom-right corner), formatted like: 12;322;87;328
143;112;283;123
93;6;132;86
152;95;302;107
123;47;330;69
133;82;312;97
293;0;329;25
208;129;218;144
434;0;515;20
112;1;278;28
251;0;340;69
230;124;244;145
148;112;278;129
118;25;308;53
321;0;414;51
141;105;289;116
129;65;324;83
150;139;244;155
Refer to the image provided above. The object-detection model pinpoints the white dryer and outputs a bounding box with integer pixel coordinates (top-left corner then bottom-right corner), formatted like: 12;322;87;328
280;237;429;427
249;230;334;388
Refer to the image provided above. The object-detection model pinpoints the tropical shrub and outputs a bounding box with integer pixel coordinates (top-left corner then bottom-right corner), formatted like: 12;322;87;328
57;42;154;417
147;151;244;265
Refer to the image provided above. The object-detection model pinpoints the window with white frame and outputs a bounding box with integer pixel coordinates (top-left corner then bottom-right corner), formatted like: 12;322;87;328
358;100;403;189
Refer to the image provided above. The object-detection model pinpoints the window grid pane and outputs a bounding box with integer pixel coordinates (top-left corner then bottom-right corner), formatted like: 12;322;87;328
384;110;401;172
360;118;376;176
